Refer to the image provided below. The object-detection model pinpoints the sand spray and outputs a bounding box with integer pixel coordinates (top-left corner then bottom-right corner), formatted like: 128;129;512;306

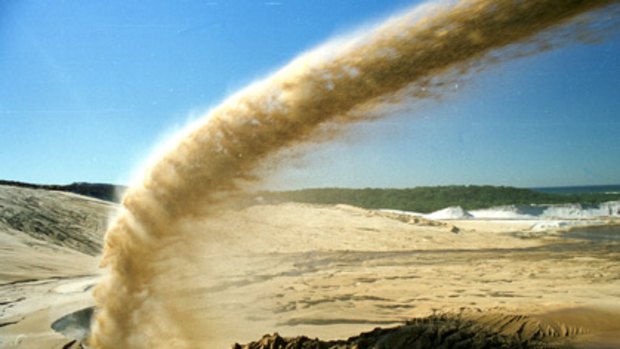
90;1;619;348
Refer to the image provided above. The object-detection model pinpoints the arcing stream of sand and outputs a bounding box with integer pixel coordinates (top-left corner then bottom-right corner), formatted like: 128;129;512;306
90;1;620;348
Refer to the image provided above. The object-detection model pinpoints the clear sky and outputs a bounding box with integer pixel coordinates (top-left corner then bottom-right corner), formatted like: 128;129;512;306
1;1;619;189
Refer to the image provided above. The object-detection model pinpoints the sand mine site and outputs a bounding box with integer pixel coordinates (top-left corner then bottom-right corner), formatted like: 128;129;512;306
1;183;619;348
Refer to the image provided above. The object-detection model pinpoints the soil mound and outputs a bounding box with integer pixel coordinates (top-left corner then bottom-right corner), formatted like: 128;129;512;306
234;311;586;349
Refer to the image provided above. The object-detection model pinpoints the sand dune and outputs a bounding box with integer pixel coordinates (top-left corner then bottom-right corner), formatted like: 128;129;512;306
1;184;619;348
0;184;113;258
0;184;114;348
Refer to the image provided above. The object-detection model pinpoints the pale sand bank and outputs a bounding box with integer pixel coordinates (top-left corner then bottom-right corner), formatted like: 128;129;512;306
1;197;619;348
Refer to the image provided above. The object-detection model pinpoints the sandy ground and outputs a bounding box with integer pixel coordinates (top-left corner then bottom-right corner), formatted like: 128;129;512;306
1;186;619;348
0;185;110;349
182;204;620;347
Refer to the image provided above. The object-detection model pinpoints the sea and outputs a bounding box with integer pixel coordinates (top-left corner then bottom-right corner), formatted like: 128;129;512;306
563;226;620;242
530;184;620;195
531;185;620;243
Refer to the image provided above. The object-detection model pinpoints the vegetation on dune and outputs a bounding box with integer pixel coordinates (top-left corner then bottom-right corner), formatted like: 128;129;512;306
2;180;618;214
0;180;125;203
262;186;620;213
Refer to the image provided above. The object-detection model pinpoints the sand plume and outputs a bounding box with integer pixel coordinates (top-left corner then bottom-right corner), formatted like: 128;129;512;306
90;1;620;348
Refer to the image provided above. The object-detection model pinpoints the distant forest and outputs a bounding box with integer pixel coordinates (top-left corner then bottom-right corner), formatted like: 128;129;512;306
0;180;125;203
2;180;619;213
262;186;620;213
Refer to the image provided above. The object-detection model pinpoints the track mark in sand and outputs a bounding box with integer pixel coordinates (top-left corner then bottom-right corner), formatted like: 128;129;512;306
0;297;26;318
0;297;25;306
0;317;24;328
52;278;99;294
62;340;79;349
277;317;400;327
0;274;96;287
375;303;417;310
384;275;421;281
275;294;391;313
488;291;524;298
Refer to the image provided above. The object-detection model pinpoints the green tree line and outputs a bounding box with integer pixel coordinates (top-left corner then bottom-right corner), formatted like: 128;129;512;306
261;186;620;213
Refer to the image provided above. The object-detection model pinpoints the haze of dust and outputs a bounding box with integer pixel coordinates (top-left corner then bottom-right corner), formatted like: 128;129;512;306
90;1;620;348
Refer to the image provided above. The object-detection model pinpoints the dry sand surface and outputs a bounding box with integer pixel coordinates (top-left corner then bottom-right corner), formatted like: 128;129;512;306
1;184;619;348
0;185;111;348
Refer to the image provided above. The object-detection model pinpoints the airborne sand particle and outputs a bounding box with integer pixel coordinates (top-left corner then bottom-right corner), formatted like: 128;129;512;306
90;1;620;348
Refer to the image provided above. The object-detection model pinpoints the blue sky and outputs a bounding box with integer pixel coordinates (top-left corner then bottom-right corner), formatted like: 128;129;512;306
1;1;619;188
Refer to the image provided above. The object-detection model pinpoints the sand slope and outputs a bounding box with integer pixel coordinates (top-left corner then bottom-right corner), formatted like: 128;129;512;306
0;184;112;257
1;185;619;348
0;185;114;348
149;202;620;347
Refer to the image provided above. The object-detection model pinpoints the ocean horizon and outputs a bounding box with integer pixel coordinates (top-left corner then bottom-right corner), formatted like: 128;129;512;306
530;184;620;195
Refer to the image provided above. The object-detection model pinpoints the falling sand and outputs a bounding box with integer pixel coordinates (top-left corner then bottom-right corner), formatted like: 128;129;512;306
90;1;620;348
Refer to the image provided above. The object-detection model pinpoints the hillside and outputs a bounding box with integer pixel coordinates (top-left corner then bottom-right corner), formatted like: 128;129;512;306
0;184;116;348
0;184;116;257
0;180;125;203
263;186;620;213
